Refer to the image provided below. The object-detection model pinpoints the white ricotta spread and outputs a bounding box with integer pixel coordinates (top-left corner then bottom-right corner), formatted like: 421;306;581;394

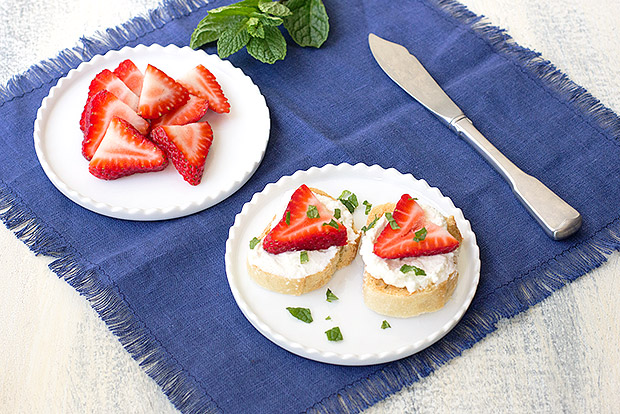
359;203;457;293
247;191;356;279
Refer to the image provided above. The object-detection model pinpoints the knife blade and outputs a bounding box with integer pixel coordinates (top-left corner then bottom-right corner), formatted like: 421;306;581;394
368;33;581;240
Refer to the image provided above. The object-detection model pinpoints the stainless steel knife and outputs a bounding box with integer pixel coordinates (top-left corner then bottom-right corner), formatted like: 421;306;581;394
368;33;581;240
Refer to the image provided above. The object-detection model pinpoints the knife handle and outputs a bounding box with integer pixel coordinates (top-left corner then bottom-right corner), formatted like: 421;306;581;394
452;117;582;240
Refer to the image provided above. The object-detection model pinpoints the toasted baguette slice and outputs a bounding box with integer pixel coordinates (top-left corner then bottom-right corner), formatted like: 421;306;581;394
361;203;462;317
247;188;361;295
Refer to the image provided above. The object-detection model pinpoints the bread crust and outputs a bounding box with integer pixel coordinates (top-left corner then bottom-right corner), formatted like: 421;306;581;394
247;188;360;295
361;203;461;317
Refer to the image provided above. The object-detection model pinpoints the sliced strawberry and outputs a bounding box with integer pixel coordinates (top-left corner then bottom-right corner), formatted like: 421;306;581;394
262;185;347;254
138;64;189;119
88;69;139;111
113;59;144;96
373;195;459;259
150;95;210;129
150;122;213;186
89;117;168;180
177;64;230;114
82;90;150;160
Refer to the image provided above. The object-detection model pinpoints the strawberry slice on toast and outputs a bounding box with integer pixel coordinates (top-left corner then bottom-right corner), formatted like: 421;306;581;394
82;90;150;160
89;117;168;180
177;64;230;114
138;64;189;119
87;69;139;111
150;122;214;186
262;184;347;254
150;95;210;129
113;59;144;96
373;194;459;259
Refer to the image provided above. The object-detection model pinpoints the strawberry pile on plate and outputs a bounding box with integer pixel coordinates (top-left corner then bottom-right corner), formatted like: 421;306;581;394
80;59;229;185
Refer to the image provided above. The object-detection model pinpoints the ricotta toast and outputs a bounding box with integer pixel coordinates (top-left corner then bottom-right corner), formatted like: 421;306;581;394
247;185;361;295
359;194;462;317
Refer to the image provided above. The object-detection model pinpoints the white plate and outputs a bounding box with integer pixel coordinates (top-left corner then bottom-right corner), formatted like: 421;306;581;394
33;44;270;220
225;163;480;365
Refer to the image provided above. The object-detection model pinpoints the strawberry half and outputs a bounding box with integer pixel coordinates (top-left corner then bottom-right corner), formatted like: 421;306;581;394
89;117;168;180
87;69;139;111
138;64;189;119
81;90;150;160
150;95;210;129
262;185;347;254
373;195;459;259
177;64;230;114
150;122;213;186
113;59;144;96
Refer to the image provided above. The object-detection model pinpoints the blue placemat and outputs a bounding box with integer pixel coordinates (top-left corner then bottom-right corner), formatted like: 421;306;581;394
2;0;620;412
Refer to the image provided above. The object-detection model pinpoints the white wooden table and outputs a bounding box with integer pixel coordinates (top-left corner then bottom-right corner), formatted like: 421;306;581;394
1;1;618;412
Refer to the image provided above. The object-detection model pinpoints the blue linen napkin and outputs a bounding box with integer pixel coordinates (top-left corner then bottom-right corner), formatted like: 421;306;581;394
1;0;620;412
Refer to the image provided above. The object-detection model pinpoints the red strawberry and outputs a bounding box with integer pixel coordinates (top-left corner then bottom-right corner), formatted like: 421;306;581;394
150;95;210;129
89;117;168;180
177;64;230;114
262;185;347;254
150;122;213;186
87;69;139;111
373;195;459;259
138;64;189;119
113;59;144;96
82;90;150;160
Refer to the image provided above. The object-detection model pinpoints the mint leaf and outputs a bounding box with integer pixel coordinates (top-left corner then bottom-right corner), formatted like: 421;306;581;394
249;237;260;249
300;250;309;264
363;200;372;215
190;15;244;49
217;18;251;59
247;26;287;63
325;288;339;302
322;219;339;229
306;205;319;218
413;227;427;242
325;326;343;341
385;212;400;230
381;320;391;329
258;0;292;17
287;307;313;323
247;17;265;38
283;0;329;47
338;190;358;213
400;264;426;276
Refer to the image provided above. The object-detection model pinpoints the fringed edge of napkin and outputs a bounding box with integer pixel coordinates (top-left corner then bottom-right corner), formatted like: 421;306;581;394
0;2;225;413
303;0;620;413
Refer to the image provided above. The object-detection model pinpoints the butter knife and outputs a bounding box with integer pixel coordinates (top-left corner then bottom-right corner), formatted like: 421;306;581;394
368;33;581;240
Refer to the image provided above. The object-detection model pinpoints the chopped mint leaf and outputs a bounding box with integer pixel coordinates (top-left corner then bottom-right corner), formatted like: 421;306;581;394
306;205;320;219
322;219;339;229
325;316;331;320
400;264;426;276
325;326;343;341
338;190;358;213
381;320;391;329
363;200;372;215
385;212;400;229
334;208;341;220
326;288;339;302
413;227;427;242
300;250;309;264
285;211;291;225
287;307;313;323
249;237;260;249
362;215;380;232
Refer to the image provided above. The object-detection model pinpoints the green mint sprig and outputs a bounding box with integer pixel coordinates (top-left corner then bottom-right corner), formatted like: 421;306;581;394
190;0;329;64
